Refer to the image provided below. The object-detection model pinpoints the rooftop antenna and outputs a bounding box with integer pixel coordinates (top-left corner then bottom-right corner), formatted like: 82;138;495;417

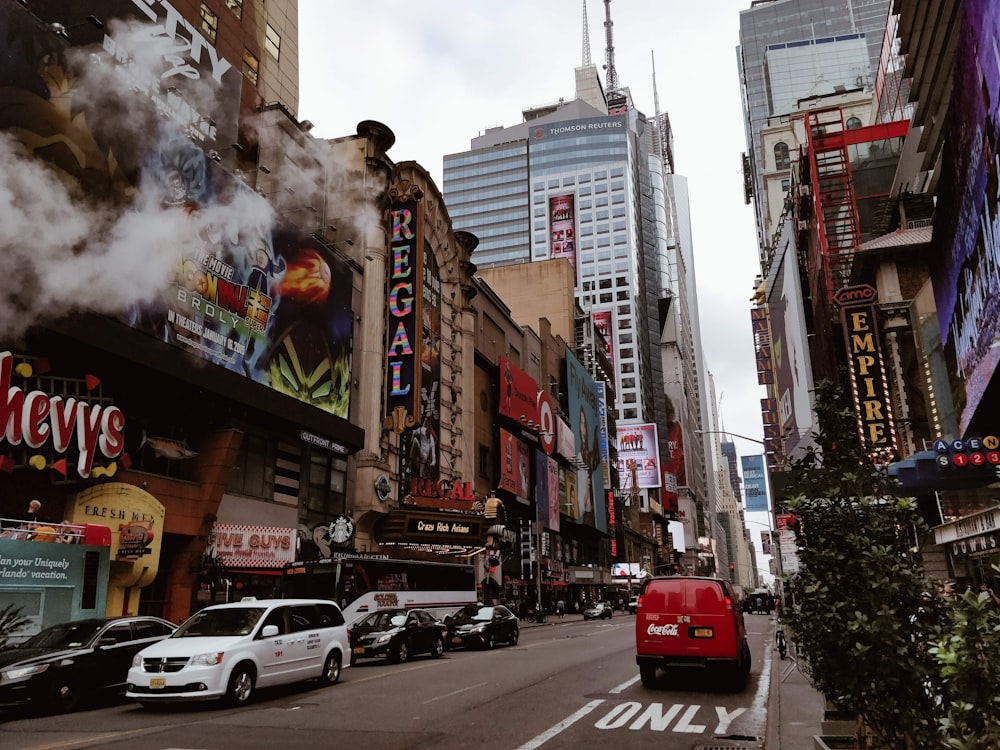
603;0;618;92
652;50;662;156
651;50;674;174
582;0;592;66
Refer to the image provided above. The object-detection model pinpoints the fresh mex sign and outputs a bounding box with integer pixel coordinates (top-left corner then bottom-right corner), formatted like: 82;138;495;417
384;190;423;429
0;351;125;477
835;285;896;452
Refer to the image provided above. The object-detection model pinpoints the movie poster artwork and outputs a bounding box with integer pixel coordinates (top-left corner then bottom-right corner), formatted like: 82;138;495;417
0;1;355;419
549;194;577;270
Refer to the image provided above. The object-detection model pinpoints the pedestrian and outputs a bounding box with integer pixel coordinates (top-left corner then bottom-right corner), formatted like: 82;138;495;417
556;598;565;619
23;499;41;524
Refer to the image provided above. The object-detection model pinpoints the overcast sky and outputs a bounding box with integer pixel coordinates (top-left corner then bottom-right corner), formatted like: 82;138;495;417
297;1;774;560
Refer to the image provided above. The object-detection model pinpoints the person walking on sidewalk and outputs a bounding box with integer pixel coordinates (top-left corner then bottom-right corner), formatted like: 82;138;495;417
556;599;565;618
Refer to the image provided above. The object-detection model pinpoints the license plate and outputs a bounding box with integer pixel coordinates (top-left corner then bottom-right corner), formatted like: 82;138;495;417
149;677;166;689
353;647;365;654
451;636;462;644
692;627;714;638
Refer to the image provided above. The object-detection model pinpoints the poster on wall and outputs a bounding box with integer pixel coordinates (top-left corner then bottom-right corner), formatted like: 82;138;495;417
548;194;577;270
0;3;356;420
617;423;662;489
565;350;605;529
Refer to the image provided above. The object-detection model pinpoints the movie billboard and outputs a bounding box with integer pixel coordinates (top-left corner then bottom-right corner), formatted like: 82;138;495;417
534;450;560;531
565;350;605;528
548;194;577;270
617;423;662;489
0;1;355;420
932;0;1000;432
593;308;615;365
499;356;539;425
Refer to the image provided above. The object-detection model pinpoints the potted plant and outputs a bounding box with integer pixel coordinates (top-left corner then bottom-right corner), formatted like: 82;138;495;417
780;381;947;750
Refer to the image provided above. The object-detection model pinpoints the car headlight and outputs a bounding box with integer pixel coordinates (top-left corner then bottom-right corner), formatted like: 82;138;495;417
376;633;393;644
3;663;49;681
131;653;143;668
470;624;486;633
190;652;224;666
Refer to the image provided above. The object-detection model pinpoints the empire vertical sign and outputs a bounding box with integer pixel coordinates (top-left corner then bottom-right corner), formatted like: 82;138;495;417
385;191;423;431
835;285;897;456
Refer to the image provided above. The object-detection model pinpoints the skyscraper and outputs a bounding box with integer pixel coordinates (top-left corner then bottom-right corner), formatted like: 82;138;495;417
443;5;716;573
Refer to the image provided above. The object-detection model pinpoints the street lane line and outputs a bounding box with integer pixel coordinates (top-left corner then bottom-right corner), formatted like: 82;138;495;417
514;699;605;750
422;681;489;704
609;674;640;694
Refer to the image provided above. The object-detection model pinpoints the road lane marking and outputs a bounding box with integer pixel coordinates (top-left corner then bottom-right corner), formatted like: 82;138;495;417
609;674;640;694
422;681;489;704
514;699;606;750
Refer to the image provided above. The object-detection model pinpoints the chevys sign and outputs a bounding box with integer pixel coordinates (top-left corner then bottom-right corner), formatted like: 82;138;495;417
0;352;125;477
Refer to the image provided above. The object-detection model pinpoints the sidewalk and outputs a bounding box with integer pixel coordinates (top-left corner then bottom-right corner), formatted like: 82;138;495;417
767;624;826;749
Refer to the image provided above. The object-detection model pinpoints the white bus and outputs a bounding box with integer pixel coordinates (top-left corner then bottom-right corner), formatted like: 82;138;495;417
282;556;477;625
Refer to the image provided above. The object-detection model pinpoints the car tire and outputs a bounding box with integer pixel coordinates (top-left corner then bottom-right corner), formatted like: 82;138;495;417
508;628;519;646
225;663;256;706
430;636;444;658
484;633;495;650
320;651;342;685
394;639;410;663
639;663;657;688
46;674;81;713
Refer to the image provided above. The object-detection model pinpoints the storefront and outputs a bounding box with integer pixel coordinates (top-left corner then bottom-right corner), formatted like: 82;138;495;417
935;506;1000;588
203;523;298;605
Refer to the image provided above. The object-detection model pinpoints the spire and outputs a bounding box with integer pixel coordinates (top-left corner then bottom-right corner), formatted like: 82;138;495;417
603;0;618;92
582;0;592;66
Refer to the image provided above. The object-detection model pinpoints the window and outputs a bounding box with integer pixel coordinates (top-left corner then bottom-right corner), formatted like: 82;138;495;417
781;178;790;192
479;444;490;478
305;449;347;517
773;141;790;170
243;48;259;85
264;23;281;61
846;116;862;130
227;433;276;499
199;4;218;44
226;0;243;19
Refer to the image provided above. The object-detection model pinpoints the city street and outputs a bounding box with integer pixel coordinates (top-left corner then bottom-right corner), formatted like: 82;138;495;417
0;614;779;750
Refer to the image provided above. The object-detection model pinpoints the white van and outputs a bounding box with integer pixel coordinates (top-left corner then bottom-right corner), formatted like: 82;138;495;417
126;598;349;706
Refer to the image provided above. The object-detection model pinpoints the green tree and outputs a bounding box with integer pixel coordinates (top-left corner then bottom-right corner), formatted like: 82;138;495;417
782;380;946;749
931;568;1000;749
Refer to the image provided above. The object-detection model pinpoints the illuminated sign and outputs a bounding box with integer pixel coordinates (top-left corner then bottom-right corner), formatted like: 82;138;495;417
0;352;124;478
384;193;422;428
838;286;896;452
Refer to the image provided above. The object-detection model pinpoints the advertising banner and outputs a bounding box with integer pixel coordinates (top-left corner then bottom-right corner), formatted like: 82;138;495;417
617;423;662;489
593;308;615;365
210;524;297;569
565;350;605;528
499;356;539;425
548;194;577;270
741;454;769;512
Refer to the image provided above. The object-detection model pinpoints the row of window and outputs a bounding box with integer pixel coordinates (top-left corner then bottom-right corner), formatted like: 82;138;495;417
198;2;281;88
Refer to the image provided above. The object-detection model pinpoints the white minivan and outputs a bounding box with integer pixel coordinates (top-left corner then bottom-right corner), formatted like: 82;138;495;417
126;598;349;706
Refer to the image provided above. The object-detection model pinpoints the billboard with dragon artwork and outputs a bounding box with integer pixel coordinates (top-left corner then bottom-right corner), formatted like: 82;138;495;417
0;1;354;419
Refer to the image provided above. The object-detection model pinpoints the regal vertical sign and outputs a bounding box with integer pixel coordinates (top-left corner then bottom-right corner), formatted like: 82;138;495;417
385;191;423;428
835;285;897;456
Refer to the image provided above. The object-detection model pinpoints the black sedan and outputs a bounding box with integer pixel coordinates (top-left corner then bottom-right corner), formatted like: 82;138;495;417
349;608;447;664
583;601;614;620
0;616;175;713
446;604;519;649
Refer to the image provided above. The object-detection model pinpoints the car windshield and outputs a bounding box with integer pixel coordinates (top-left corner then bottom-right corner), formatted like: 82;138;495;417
471;607;495;622
18;621;104;649
172;607;265;637
355;610;404;629
450;605;493;624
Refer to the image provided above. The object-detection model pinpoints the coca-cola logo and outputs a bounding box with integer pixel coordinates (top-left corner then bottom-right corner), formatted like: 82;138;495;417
646;623;679;637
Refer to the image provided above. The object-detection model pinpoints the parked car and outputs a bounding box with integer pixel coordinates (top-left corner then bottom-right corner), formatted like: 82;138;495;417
0;616;176;713
446;604;519;649
627;596;639;614
126;598;349;707
583;601;614;620
348;608;446;664
634;576;750;691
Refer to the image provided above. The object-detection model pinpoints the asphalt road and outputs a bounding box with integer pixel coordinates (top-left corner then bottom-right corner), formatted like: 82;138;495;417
0;613;778;750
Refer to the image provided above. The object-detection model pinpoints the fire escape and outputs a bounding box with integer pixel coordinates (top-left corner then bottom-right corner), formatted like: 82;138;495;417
805;108;861;303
